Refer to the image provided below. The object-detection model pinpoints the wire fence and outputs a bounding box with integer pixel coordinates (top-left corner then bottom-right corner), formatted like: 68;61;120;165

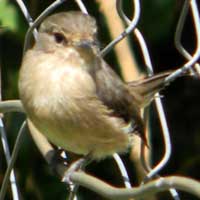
0;0;200;199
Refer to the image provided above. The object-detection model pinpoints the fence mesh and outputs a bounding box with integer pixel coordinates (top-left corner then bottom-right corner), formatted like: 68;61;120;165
0;0;200;199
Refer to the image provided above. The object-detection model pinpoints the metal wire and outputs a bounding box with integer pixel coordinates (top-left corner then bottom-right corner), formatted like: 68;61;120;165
0;119;20;200
133;30;174;182
116;1;180;199
19;0;131;198
101;0;140;56
174;0;190;59
15;0;38;39
2;0;200;199
174;0;200;76
23;0;66;54
116;0;172;180
165;0;200;83
0;121;27;200
15;1;130;199
113;153;132;188
74;0;88;14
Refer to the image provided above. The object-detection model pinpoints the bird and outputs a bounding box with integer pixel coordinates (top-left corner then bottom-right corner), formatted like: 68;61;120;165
18;11;177;161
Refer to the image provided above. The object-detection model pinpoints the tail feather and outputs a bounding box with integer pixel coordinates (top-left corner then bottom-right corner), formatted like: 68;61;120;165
127;70;176;107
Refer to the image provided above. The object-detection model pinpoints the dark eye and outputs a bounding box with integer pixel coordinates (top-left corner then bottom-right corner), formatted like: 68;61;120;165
53;32;66;44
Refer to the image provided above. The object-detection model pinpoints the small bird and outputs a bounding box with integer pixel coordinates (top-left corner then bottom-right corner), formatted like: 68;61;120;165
19;11;175;160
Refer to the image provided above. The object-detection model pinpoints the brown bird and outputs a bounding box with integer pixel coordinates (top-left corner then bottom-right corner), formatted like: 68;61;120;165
19;11;175;160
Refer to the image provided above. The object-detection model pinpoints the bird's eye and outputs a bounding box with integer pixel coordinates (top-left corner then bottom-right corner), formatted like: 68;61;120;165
53;32;66;44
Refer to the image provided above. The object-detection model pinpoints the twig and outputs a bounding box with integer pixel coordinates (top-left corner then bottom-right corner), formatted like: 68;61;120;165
0;101;200;199
70;172;200;200
116;2;180;199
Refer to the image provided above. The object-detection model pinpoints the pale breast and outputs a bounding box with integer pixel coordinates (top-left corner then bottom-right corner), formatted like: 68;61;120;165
19;49;130;159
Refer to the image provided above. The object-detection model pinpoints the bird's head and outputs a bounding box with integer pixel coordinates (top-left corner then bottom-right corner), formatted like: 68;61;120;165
35;11;99;53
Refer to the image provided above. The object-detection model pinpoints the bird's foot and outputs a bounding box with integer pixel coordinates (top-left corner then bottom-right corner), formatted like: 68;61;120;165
62;155;91;184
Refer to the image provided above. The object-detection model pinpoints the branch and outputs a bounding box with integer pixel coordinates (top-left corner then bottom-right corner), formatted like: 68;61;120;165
0;100;200;199
71;173;200;200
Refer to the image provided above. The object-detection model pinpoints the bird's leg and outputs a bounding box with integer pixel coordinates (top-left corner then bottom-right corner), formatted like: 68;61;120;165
48;148;68;177
62;153;91;184
64;154;92;200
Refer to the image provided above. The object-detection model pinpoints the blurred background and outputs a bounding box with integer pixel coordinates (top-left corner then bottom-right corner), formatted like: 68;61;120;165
0;0;200;199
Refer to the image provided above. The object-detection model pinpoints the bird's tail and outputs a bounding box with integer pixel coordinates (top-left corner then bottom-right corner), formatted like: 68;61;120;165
127;70;188;108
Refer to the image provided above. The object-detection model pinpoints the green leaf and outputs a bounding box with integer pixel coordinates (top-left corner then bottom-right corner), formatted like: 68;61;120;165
0;0;27;40
0;0;19;32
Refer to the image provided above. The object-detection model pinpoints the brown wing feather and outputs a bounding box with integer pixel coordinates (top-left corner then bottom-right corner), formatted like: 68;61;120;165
88;57;145;140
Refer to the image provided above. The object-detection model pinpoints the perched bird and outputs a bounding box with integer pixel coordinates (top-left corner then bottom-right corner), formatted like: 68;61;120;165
19;11;174;160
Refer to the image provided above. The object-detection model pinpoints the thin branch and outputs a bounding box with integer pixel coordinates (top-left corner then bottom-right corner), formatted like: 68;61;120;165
27;120;55;165
116;3;180;199
0;102;199;199
135;27;180;200
21;101;200;200
70;172;200;200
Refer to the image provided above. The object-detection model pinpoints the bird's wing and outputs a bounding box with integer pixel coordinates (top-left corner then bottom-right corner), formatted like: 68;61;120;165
88;58;145;141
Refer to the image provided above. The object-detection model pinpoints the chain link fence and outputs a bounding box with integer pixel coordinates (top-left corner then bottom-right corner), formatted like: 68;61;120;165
0;0;200;199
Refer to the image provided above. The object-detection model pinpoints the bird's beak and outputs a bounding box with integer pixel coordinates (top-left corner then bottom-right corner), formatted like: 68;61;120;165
73;40;99;62
76;40;94;49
